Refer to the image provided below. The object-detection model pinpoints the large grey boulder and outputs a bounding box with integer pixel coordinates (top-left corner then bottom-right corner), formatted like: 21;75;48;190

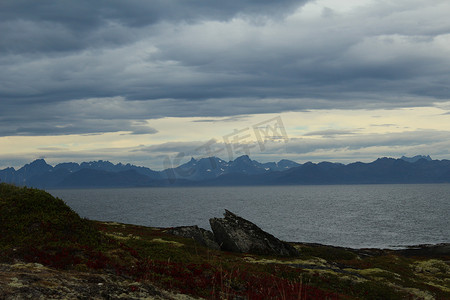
209;210;298;256
167;225;220;250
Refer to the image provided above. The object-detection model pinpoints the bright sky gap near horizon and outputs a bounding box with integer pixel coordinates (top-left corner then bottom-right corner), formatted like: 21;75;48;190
1;0;450;170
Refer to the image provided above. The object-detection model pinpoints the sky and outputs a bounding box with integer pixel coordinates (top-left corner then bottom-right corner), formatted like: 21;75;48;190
1;0;450;170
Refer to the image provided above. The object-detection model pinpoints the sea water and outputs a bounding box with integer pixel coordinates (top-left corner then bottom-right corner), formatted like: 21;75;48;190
48;184;450;249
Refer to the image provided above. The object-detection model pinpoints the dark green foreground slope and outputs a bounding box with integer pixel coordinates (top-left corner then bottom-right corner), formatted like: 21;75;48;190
1;183;449;299
0;183;101;252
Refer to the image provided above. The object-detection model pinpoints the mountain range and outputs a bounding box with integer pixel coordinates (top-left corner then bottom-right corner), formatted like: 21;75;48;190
1;155;449;188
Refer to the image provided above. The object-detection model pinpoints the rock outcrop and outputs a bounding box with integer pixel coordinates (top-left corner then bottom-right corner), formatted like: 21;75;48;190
209;210;298;256
167;226;220;250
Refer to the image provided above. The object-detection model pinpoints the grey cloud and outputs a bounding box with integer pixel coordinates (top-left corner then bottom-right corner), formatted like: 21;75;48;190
134;140;230;163
135;141;206;154
284;130;450;154
1;0;450;137
128;128;158;135
11;121;157;136
3;7;449;107
370;124;397;127
37;147;66;151
0;93;441;138
0;104;158;136
0;0;305;54
192;116;250;123
303;129;356;137
0;0;304;25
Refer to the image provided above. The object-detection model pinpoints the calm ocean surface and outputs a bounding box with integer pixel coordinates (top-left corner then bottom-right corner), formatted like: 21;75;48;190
48;184;450;249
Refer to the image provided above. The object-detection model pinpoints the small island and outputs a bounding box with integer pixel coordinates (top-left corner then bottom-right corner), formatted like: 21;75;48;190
1;183;448;299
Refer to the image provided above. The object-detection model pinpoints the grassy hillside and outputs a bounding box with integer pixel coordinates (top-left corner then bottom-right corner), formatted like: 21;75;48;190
1;183;449;299
0;183;101;250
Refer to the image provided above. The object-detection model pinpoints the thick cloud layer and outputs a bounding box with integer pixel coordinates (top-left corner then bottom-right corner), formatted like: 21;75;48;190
0;0;304;54
0;0;449;137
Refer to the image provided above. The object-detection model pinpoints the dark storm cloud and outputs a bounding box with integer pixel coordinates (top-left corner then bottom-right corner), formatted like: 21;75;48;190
1;0;449;137
0;0;302;27
0;0;303;54
0;99;158;136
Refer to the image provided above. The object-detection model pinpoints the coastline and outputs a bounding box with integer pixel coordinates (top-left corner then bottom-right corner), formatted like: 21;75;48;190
2;219;449;299
1;183;449;299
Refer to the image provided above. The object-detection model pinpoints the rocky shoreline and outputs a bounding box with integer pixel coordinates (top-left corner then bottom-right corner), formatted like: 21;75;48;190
169;209;450;260
1;184;449;299
2;222;449;300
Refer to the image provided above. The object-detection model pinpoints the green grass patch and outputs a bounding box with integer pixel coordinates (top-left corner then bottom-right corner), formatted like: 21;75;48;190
0;183;102;253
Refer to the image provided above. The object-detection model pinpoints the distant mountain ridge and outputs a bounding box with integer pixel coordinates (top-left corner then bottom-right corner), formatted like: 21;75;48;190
0;156;300;188
1;155;449;188
400;155;432;163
